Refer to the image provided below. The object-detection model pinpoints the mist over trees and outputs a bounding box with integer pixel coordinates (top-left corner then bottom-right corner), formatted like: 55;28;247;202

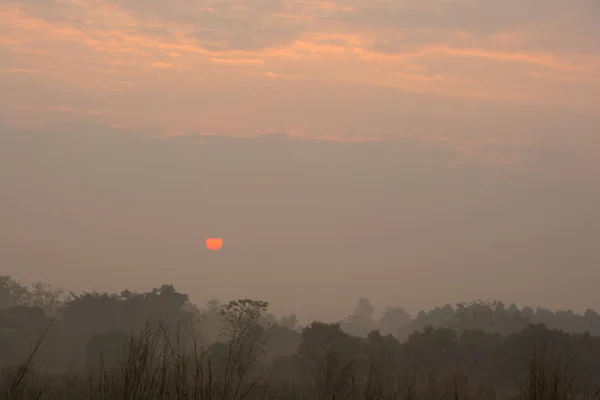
3;129;600;322
2;275;600;399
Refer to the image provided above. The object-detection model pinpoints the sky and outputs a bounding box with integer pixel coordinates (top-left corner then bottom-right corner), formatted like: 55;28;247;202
1;0;600;321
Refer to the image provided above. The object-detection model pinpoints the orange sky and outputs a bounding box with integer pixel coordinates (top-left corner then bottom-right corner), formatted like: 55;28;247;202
1;0;599;149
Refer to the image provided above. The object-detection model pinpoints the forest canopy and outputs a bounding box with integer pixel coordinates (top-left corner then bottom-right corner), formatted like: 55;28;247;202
1;275;600;399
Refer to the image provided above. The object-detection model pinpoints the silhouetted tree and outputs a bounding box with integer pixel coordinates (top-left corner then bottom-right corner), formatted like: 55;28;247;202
342;297;375;337
0;276;30;309
378;306;411;339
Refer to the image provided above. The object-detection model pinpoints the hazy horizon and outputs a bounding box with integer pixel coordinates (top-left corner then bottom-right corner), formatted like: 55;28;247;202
2;124;600;322
1;0;600;322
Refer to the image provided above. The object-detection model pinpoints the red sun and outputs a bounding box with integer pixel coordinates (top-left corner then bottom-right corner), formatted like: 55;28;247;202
206;238;223;251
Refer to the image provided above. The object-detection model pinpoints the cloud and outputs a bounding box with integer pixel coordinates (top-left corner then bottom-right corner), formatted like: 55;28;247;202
0;0;598;156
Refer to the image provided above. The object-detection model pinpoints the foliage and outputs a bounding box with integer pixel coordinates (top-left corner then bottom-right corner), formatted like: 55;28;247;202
2;276;600;399
342;297;375;337
0;277;66;318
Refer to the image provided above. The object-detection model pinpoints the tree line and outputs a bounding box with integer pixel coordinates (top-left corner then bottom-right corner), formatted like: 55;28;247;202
1;275;600;399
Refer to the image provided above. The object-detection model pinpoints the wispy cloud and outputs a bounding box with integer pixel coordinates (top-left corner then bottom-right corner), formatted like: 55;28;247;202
0;0;598;160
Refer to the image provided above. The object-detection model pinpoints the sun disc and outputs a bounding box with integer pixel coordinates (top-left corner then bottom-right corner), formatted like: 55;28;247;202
206;238;223;251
